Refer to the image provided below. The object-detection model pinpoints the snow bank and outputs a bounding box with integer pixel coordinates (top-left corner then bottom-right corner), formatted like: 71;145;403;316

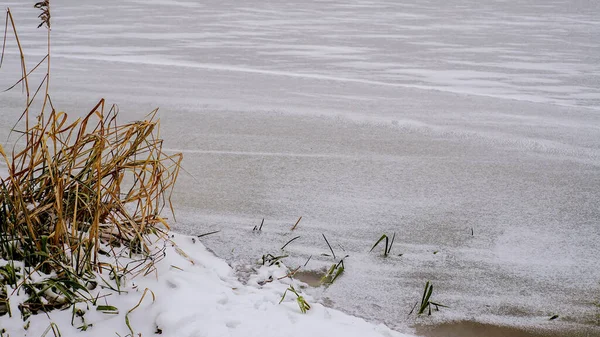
0;233;413;337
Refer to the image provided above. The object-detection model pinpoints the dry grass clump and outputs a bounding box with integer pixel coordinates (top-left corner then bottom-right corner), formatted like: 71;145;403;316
0;5;182;319
0;101;182;268
0;100;182;319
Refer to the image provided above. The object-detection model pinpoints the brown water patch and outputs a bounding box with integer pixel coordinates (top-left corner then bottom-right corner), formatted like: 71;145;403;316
415;321;598;337
294;270;326;287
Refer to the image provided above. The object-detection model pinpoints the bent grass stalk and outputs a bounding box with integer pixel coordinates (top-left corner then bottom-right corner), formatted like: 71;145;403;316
281;236;300;250
369;233;395;257
279;285;310;314
125;288;155;336
40;322;61;337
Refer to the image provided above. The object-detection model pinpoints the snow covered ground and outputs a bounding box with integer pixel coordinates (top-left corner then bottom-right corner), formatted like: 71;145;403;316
0;234;410;337
1;0;599;335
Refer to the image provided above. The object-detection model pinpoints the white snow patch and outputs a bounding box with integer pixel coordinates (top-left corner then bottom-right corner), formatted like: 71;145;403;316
0;233;412;337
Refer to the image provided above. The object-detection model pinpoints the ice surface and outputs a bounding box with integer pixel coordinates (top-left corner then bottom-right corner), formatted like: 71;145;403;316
5;0;600;108
1;0;599;335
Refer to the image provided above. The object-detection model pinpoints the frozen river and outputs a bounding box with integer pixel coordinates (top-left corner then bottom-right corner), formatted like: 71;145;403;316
1;0;599;334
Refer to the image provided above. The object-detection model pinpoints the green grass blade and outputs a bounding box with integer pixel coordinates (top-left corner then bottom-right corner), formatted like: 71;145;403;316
281;236;300;250
370;234;388;252
387;232;396;255
96;305;119;314
322;234;336;260
197;230;220;238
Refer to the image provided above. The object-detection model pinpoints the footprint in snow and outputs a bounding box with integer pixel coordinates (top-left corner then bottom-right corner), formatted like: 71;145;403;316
225;320;241;329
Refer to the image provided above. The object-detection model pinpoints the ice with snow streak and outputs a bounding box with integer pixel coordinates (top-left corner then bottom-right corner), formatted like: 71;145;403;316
6;0;600;109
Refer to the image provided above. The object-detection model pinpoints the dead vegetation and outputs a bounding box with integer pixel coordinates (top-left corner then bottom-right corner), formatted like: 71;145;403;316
0;4;182;319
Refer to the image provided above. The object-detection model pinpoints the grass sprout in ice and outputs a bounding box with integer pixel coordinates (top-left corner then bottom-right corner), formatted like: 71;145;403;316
370;233;396;257
409;281;448;316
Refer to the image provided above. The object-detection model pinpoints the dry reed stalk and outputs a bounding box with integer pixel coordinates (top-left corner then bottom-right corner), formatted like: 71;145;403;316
0;4;183;318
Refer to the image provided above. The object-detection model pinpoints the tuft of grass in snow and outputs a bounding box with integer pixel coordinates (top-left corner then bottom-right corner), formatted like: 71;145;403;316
279;285;311;314
316;234;348;285
261;253;288;267
321;257;346;285
409;281;448;316
252;218;265;232
0;4;182;322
